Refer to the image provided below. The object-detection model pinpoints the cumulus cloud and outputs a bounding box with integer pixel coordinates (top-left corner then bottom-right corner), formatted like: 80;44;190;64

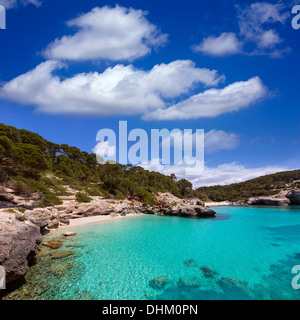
161;129;240;154
43;6;168;62
0;0;41;8
193;2;290;58
205;130;240;153
237;1;290;56
144;77;266;120
192;32;243;56
93;141;116;164
0;59;225;117
140;161;288;188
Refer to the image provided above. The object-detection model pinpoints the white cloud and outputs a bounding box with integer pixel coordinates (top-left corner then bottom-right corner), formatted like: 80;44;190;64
192;32;243;56
193;2;290;58
0;59;224;117
93;141;116;164
205;130;240;153
140;161;288;188
191;163;289;187
0;0;41;8
161;129;240;154
237;1;290;56
144;77;266;120
43;6;168;62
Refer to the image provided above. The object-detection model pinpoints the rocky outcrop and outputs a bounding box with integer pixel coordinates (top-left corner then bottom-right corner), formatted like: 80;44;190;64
0;212;42;283
247;190;291;206
286;190;300;205
154;193;216;218
25;208;59;229
54;194;216;219
157;204;215;218
0;186;39;208
247;198;290;206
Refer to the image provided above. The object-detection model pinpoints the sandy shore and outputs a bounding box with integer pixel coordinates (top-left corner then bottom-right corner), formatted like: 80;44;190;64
205;201;232;207
59;213;144;230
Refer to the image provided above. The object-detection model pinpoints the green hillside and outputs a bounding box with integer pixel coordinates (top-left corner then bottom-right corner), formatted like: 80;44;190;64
1;122;298;206
0;123;194;207
195;170;300;202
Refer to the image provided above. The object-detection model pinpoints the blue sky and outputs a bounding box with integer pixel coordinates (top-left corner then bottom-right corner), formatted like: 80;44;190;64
0;0;299;186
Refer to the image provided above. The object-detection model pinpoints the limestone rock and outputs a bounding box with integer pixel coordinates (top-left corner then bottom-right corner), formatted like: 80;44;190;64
0;212;42;283
286;190;300;205
43;240;63;249
63;232;77;237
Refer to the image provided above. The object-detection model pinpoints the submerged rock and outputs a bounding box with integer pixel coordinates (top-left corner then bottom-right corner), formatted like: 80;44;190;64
178;277;201;289
217;277;248;289
184;259;198;267
149;276;169;291
50;261;75;277
43;240;64;249
50;251;75;259
200;266;218;278
66;244;85;248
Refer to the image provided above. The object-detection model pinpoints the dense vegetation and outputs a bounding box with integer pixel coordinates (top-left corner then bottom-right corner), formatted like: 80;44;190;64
0;123;194;207
0;123;299;206
196;170;300;202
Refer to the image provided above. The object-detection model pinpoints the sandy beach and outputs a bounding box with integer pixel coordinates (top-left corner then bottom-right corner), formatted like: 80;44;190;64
205;201;232;207
59;213;144;230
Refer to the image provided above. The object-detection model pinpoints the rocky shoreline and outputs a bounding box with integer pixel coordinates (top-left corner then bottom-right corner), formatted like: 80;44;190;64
1;186;300;286
0;191;216;284
206;190;300;207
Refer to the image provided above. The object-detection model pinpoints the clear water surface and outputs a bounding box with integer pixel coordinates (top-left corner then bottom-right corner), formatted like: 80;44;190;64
4;206;300;300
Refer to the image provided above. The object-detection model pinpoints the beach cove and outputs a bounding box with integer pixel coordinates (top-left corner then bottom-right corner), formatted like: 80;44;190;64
3;205;300;300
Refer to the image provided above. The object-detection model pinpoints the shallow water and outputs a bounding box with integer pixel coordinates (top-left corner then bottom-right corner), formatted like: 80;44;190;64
4;206;300;300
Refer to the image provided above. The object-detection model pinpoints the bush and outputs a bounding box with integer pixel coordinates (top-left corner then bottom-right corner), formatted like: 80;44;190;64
34;191;63;207
0;166;8;182
13;181;32;197
76;192;92;203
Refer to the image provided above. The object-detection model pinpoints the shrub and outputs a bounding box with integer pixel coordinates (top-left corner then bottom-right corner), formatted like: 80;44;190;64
34;190;63;207
76;192;92;203
13;181;32;197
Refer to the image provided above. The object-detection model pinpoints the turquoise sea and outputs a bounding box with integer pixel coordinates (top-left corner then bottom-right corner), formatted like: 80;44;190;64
4;206;300;300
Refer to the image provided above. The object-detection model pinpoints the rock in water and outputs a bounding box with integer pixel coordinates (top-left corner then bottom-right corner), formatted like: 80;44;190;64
149;276;169;291
200;266;218;278
63;232;77;237
184;259;198;267
286;190;300;205
217;277;248;289
178;277;201;289
50;251;75;259
43;240;64;249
